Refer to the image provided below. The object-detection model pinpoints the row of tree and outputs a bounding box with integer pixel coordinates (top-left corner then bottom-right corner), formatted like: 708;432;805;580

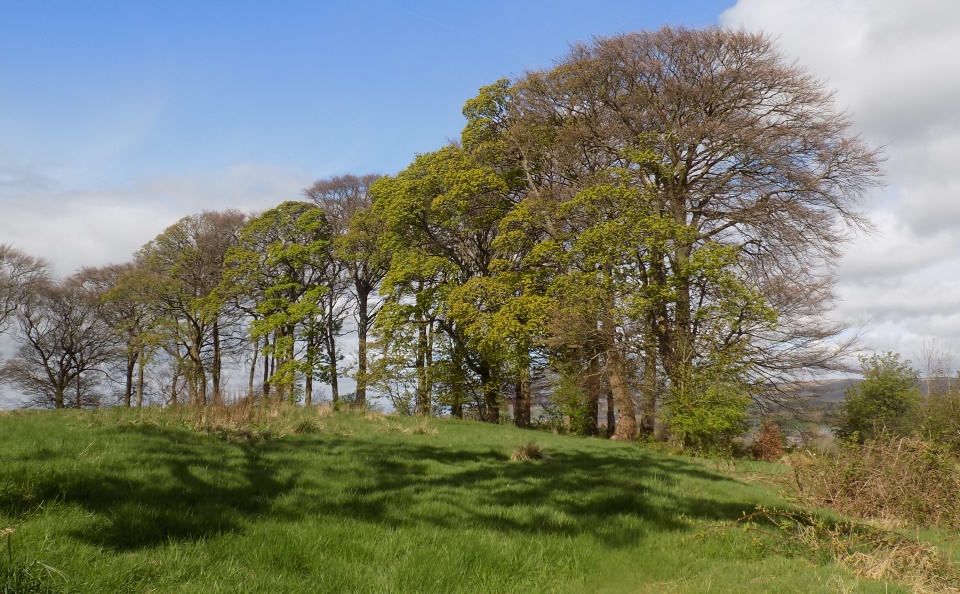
0;27;884;445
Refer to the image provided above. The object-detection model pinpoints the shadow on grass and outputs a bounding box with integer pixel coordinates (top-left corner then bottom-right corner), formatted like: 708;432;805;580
1;422;764;552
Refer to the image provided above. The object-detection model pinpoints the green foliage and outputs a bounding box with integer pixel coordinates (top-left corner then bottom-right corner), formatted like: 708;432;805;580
221;201;336;397
836;352;922;442
920;389;960;451
662;358;752;455
547;368;598;436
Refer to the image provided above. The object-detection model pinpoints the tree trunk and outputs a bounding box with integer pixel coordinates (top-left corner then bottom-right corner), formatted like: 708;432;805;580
136;349;145;407
514;353;531;428
356;289;369;407
248;336;258;402
262;335;271;403
451;346;464;419
584;354;602;435
479;363;499;424
124;353;136;408
305;370;313;407
639;339;658;438
328;331;339;404
605;383;615;437
212;319;222;406
415;317;430;416
608;347;636;440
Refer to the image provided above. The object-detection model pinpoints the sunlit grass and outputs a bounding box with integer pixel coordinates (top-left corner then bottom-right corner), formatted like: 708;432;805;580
0;407;906;593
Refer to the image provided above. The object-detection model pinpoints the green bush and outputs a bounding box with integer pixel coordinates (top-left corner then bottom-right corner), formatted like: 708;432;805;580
835;352;921;443
663;363;750;455
920;390;960;451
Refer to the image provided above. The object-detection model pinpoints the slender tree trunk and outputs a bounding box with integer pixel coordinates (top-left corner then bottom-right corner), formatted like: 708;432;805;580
262;335;271;403
212;319;222;406
415;316;430;416
451;346;464;419
356;290;369;407
514;351;531;429
608;347;637;441
136;349;145;407
286;325;296;405
248;335;258;402
124;353;136;408
170;360;180;407
479;363;500;424
584;354;602;435
328;328;339;405
305;370;313;407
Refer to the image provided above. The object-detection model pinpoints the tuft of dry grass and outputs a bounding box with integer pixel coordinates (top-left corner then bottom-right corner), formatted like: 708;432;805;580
510;441;547;461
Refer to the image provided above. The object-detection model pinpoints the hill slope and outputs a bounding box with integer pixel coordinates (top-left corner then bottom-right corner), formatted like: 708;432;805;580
0;408;902;593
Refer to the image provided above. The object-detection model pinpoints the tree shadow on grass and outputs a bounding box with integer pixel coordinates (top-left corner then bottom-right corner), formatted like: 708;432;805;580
302;441;760;548
2;424;299;551
2;423;770;553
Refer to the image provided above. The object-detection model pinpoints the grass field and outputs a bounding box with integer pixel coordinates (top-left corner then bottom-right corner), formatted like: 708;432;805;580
0;407;912;593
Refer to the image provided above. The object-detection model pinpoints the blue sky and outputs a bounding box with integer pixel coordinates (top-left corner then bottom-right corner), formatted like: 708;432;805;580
0;1;726;185
3;0;960;377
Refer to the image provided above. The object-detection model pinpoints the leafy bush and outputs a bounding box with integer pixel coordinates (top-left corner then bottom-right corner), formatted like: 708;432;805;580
791;436;960;529
920;391;960;452
835;352;921;442
663;363;750;455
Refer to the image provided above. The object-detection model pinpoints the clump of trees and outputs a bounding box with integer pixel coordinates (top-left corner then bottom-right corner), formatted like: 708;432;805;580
0;26;886;449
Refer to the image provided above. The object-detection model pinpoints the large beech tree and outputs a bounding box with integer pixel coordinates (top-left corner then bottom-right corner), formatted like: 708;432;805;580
371;145;518;422
495;26;882;441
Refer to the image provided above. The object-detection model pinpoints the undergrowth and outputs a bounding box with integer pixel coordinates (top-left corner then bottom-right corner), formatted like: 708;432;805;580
791;437;960;529
715;507;960;594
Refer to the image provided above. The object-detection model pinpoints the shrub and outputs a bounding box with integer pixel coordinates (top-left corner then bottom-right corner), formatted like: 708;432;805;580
663;365;750;455
728;507;960;592
835;352;921;442
751;420;784;462
791;436;960;529
920;391;960;452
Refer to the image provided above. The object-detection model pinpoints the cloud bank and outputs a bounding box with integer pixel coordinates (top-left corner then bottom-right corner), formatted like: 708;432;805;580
723;0;960;367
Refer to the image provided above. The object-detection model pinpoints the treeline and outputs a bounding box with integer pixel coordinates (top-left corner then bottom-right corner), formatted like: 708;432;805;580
0;27;883;446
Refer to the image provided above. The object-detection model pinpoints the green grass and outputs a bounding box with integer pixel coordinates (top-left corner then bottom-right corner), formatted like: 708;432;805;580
0;408;908;593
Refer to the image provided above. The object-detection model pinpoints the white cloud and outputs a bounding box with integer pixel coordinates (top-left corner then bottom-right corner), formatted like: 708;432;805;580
0;162;314;276
722;0;960;359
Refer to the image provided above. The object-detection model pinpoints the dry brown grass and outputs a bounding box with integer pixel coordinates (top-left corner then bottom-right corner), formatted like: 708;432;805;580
790;437;960;530
510;441;547;461
726;507;960;594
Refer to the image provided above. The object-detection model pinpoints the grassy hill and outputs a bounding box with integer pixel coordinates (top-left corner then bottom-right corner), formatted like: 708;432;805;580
0;407;909;593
